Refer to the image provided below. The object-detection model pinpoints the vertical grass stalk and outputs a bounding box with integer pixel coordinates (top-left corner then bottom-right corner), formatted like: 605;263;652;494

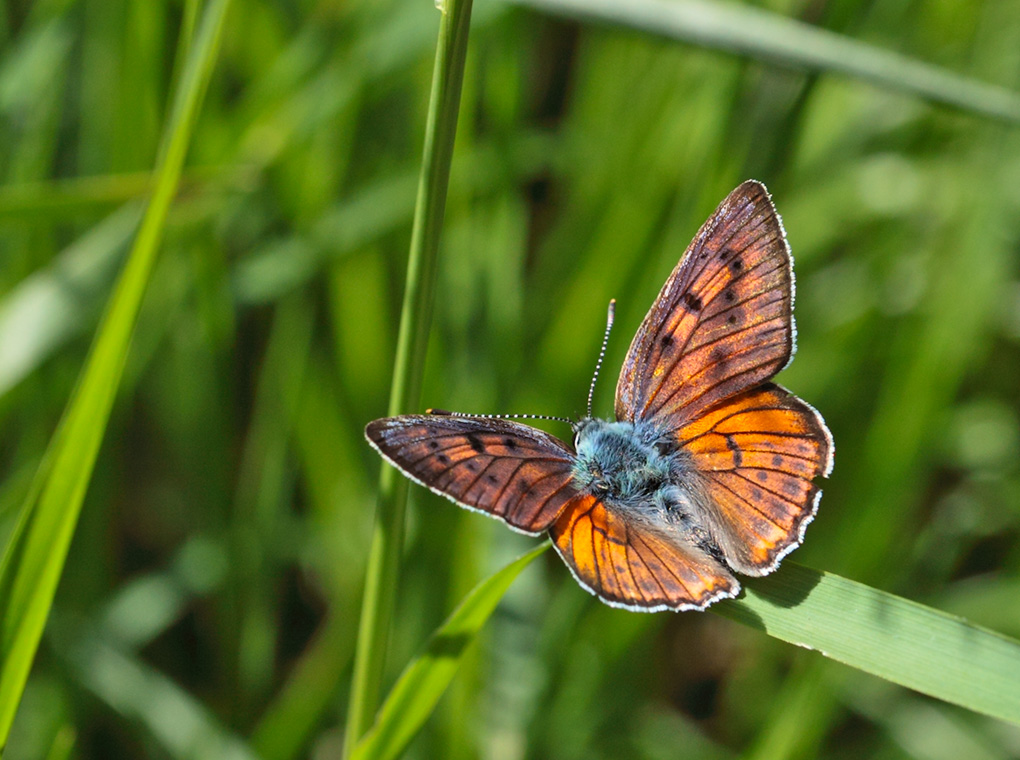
0;0;232;744
343;0;475;754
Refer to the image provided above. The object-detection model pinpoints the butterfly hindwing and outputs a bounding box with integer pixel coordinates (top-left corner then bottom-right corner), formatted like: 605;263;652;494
550;494;740;611
616;180;794;427
677;383;833;575
365;415;580;535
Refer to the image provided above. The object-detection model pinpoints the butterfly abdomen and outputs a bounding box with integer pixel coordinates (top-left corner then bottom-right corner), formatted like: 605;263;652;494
572;419;722;548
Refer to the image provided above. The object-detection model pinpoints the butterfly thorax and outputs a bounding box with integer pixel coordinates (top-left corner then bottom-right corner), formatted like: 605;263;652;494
571;419;683;504
572;418;724;563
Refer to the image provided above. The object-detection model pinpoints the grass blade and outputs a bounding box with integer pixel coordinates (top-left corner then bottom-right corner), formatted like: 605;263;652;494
343;0;475;752
715;564;1020;726
509;0;1020;123
0;0;232;743
351;543;550;760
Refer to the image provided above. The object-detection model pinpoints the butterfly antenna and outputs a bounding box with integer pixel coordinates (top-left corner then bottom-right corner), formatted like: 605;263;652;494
425;409;574;425
586;299;616;419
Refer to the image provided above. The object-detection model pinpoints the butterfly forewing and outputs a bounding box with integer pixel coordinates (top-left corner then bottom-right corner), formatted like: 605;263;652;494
365;415;580;534
677;384;833;575
550;494;740;611
616;181;794;427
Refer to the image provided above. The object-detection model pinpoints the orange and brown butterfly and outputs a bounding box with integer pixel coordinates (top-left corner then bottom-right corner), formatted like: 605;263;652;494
366;180;833;612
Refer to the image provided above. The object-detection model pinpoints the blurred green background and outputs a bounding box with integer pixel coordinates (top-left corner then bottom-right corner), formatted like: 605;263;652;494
3;0;1020;757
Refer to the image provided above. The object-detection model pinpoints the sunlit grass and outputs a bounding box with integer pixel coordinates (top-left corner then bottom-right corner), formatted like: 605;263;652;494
0;0;232;744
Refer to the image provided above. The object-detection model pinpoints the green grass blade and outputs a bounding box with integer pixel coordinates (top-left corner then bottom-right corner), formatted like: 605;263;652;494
351;543;550;760
509;0;1020;123
0;0;232;744
343;0;475;753
0;165;252;220
715;564;1020;726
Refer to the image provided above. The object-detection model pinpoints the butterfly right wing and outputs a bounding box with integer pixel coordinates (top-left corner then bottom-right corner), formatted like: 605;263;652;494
365;415;580;535
615;181;794;428
550;494;740;611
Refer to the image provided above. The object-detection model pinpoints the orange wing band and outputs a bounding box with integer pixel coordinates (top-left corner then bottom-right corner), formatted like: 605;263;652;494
551;494;739;611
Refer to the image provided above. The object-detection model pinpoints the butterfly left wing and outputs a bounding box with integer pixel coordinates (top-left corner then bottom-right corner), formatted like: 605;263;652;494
677;383;833;575
616;180;794;428
365;415;580;535
550;494;740;611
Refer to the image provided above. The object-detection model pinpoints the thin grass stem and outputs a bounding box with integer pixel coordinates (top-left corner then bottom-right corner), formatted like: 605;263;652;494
343;0;475;754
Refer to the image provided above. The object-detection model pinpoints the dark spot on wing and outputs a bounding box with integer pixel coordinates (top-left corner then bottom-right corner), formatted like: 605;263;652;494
724;289;736;303
727;314;738;325
466;433;485;453
503;438;519;451
428;440;440;450
437;453;450;465
486;474;499;485
710;347;727;374
756;471;768;482
682;292;703;312
773;454;783;467
725;435;743;467
730;257;743;272
465;461;478;473
660;335;674;349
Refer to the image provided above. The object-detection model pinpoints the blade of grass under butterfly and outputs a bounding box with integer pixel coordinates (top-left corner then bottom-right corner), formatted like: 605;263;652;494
0;0;231;744
714;563;1020;726
343;0;475;753
351;543;550;760
508;0;1020;123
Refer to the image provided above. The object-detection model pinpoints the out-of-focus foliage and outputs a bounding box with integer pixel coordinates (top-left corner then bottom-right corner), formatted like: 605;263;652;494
1;0;1020;758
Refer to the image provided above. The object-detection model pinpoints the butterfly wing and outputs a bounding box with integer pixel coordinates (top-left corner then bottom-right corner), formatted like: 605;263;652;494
677;383;833;575
365;415;580;535
550;494;739;611
616;180;794;427
615;181;831;579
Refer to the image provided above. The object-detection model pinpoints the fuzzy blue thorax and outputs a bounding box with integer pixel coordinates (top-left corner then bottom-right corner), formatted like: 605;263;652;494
571;419;675;503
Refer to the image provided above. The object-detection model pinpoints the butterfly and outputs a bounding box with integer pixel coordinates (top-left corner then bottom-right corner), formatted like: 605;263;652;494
366;180;833;612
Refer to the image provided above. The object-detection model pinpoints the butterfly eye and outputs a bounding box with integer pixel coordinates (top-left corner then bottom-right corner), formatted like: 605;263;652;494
654;440;677;456
571;419;592;451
